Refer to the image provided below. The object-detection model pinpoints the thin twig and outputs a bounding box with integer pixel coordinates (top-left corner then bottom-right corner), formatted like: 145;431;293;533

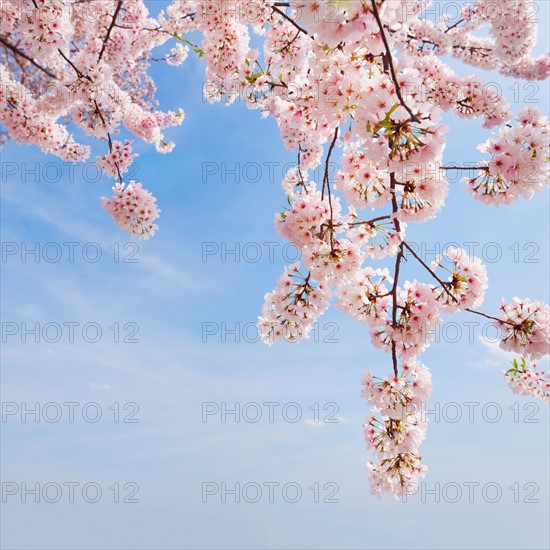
322;128;339;200
349;215;392;227
402;241;456;301
272;5;310;38
58;48;90;80
440;165;489;172
402;241;515;326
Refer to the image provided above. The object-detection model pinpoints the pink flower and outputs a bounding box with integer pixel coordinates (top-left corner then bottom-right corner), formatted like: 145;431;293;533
497;298;550;360
96;140;137;178
362;361;432;499
432;247;488;312
468;109;549;205
257;263;331;344
504;357;549;403
101;181;160;240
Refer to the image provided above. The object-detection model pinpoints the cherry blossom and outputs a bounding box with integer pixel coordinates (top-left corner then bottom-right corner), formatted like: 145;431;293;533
496;298;550;360
370;281;441;361
467;108;550;205
1;0;186;235
504;357;550;403
362;361;432;499
431;247;489;312
258;263;331;345
101;180;160;240
96;140;137;178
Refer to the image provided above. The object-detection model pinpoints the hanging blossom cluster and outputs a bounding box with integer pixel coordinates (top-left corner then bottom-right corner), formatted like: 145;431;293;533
468;108;550;205
2;0;550;498
504;357;550;404
362;361;432;498
431;247;489;312
494;296;549;410
258;262;331;344
496;298;550;360
100;181;159;239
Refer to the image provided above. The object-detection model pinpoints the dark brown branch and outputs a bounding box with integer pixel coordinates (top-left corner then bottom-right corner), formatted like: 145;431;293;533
0;36;57;79
98;0;123;62
370;0;418;123
349;215;392;227
402;241;456;302
445;18;464;33
322;128;339;200
272;5;310;38
389;174;403;377
297;147;308;194
402;241;515;326
322;128;339;252
465;308;513;325
57;48;90;80
440;165;489;172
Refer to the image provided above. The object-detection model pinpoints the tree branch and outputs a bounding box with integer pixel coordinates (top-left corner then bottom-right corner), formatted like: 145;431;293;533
98;0;123;62
272;5;310;38
349;215;392;227
0;36;57;79
402;241;515;326
370;0;418;123
439;165;489;172
402;241;456;301
389;174;403;377
322;128;339;252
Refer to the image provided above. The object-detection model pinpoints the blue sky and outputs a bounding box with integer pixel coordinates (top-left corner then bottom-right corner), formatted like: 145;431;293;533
1;2;549;549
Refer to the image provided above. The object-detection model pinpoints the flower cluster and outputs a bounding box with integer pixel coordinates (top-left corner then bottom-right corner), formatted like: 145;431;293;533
101;181;160;240
504;357;549;403
496;298;550;360
403;0;549;80
335;142;391;209
431;247;489;312
371;282;441;361
96;140;137;178
335;267;392;327
362;361;432;499
275;189;338;249
166;43;189;66
258;263;331;345
412;55;513;129
468;108;550;205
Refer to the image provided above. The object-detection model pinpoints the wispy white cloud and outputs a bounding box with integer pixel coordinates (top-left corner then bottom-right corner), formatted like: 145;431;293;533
473;336;515;369
470;336;549;371
88;382;112;391
304;416;349;428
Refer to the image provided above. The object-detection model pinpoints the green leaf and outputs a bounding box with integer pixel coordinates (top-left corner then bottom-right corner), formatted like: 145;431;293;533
245;72;262;85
